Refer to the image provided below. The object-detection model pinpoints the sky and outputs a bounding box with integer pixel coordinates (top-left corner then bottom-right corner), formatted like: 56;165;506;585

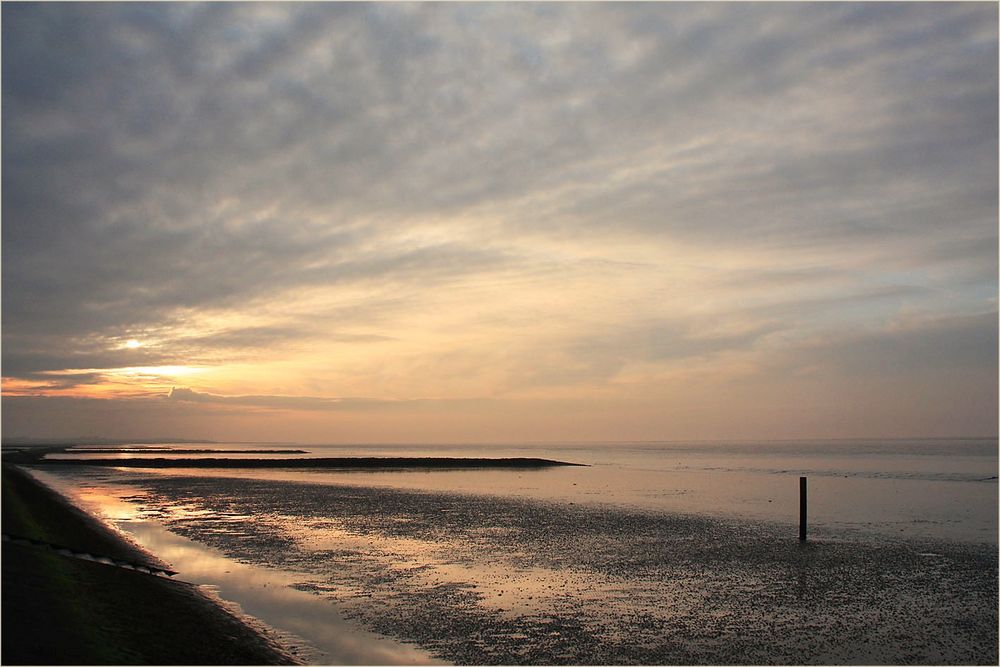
2;2;997;444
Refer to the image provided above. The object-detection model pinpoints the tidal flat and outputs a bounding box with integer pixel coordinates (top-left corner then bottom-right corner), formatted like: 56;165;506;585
38;468;999;665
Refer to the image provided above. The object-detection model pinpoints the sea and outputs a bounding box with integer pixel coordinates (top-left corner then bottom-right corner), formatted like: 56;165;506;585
26;438;1000;664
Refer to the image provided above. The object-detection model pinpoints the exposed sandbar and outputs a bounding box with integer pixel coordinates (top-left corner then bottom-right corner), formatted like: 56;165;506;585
132;472;998;665
58;448;311;454
40;456;585;469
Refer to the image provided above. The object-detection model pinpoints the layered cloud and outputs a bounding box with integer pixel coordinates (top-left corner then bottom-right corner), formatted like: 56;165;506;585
3;3;996;440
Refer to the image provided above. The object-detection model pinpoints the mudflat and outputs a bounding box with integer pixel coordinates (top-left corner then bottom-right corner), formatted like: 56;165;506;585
127;472;999;665
1;464;296;665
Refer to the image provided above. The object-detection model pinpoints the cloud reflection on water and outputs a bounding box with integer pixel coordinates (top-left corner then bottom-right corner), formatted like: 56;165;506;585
126;521;443;665
32;469;442;666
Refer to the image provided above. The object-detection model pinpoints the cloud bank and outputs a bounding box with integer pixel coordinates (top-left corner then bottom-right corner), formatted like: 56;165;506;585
3;2;996;441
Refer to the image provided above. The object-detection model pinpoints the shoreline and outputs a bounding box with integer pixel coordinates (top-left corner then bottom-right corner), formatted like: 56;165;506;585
7;448;998;665
1;463;299;665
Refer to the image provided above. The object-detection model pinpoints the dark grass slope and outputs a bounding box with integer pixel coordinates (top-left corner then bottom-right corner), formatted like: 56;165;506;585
2;464;165;566
1;465;296;665
39;456;586;469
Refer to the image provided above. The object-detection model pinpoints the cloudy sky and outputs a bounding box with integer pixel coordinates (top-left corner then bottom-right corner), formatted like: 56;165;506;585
3;2;997;443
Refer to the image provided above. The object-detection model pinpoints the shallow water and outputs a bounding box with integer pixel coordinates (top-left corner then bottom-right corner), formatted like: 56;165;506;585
30;469;439;665
124;521;441;665
49;438;998;543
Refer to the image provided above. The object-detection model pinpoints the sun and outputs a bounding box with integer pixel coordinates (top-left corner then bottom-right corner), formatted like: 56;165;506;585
125;339;142;349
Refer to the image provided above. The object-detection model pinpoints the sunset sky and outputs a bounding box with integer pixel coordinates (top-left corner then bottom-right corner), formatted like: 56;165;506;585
3;2;997;443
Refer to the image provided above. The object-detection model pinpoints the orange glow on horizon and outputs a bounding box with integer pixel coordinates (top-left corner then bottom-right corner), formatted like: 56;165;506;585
3;365;211;399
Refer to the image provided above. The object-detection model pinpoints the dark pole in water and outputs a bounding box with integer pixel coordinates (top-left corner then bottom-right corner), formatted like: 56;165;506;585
799;476;807;542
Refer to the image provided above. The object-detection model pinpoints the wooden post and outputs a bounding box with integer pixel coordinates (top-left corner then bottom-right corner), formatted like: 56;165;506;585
799;476;807;542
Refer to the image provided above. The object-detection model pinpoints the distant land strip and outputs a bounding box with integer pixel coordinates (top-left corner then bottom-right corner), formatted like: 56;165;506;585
40;456;586;469
61;448;309;455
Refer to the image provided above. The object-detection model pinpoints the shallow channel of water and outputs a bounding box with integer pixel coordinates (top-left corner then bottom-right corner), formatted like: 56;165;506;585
30;468;441;665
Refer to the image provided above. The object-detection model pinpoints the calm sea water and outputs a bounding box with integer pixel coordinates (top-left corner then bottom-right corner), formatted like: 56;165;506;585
46;438;999;542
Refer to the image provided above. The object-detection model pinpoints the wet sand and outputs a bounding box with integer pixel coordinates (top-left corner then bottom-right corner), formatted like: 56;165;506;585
1;465;297;665
67;470;998;665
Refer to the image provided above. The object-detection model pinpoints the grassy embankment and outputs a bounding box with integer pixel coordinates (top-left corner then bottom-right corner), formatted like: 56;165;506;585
1;463;297;665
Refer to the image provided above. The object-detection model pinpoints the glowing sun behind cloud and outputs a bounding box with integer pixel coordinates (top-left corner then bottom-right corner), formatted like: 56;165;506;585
1;2;996;442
